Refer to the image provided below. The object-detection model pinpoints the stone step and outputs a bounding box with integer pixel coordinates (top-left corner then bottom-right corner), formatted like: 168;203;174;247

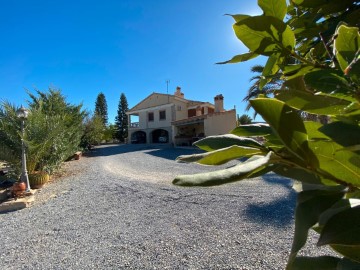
0;190;36;213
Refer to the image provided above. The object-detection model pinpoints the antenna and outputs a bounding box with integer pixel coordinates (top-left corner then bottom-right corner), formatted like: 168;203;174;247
166;79;170;94
166;79;170;103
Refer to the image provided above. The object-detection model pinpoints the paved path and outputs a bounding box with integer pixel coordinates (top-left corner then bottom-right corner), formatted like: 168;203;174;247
0;144;332;269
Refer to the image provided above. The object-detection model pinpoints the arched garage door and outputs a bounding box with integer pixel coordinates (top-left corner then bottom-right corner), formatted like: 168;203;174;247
151;129;169;143
131;131;147;144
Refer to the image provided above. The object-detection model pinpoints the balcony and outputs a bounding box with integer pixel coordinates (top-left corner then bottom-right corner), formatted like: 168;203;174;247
130;122;140;129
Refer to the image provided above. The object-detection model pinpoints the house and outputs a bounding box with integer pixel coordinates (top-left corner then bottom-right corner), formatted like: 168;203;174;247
126;86;236;146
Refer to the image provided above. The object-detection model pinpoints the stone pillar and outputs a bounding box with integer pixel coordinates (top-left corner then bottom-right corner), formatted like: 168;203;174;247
196;106;202;116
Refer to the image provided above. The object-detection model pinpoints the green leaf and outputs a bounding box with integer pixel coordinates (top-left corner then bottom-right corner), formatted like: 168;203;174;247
231;123;273;137
173;152;274;186
275;89;352;115
287;189;345;266
258;0;287;20
318;206;360;246
216;52;258;64
259;54;280;89
337;257;360;269
250;98;313;163
233;15;295;56
292;0;331;8
308;141;360;187
225;14;250;23
331;245;360;264
290;256;339;270
337;110;360;125
231;124;283;149
304;69;353;95
318;199;360;229
343;101;360;113
283;64;319;80
318;0;356;15
273;165;337;186
318;121;360;147
304;121;360;186
194;134;264;152
339;145;360;153
176;145;264;165
318;206;360;263
334;25;360;74
283;76;308;92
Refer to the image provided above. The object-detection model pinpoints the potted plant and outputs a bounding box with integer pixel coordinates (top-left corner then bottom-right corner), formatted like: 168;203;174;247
28;171;50;189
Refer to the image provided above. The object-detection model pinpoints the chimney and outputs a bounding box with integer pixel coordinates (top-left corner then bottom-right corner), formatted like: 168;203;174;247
174;86;184;98
214;94;224;112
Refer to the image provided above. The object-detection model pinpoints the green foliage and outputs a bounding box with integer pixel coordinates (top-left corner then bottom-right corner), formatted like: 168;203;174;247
173;1;360;268
115;93;129;142
0;102;22;176
103;124;117;142
241;65;283;115
80;114;104;147
0;88;86;176
26;88;86;174
94;92;108;126
237;114;252;125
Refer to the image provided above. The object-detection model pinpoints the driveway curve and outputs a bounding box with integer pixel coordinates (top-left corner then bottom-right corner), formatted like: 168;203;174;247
0;144;333;269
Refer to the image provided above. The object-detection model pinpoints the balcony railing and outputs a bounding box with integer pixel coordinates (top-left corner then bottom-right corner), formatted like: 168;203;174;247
130;122;139;128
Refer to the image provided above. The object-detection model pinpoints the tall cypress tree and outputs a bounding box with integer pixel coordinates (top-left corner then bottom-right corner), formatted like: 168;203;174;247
94;92;108;126
115;93;129;142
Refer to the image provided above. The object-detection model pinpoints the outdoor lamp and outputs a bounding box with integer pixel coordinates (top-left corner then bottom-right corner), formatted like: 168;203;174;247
16;105;31;192
16;105;29;119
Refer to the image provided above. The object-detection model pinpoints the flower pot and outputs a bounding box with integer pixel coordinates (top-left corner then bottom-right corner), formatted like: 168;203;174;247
13;182;26;191
12;181;27;197
28;171;50;189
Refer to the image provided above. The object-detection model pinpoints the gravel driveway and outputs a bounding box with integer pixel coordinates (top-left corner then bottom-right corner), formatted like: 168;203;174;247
0;144;333;269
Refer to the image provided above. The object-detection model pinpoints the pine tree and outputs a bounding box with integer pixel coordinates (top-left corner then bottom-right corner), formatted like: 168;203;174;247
94;92;108;126
115;93;129;142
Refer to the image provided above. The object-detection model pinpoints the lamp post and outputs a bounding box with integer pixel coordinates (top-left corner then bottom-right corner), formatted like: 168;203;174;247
16;105;30;192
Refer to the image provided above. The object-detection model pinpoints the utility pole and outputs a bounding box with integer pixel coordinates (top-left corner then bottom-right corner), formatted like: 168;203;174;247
166;80;170;94
166;79;170;103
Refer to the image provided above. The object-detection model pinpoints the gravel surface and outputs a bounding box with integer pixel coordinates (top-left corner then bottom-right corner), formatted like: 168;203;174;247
0;144;334;269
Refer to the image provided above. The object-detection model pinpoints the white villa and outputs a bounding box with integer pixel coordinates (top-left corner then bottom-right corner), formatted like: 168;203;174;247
126;86;236;146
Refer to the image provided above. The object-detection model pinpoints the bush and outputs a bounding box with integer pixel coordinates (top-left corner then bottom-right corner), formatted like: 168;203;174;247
0;88;87;176
26;88;86;173
0;102;22;177
80;114;104;148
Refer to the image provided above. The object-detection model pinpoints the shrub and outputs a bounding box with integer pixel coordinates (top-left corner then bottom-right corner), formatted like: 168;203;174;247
80;114;104;147
0;102;22;177
0;88;87;176
26;88;87;173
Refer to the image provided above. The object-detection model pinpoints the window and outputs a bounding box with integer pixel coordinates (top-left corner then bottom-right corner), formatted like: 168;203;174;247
148;112;154;122
159;110;166;120
177;105;182;111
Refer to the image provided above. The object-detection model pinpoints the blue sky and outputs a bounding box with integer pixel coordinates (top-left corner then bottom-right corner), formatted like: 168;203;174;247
1;0;265;123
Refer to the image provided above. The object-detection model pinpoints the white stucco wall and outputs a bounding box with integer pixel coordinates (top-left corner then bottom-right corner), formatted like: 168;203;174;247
204;110;236;136
173;99;189;121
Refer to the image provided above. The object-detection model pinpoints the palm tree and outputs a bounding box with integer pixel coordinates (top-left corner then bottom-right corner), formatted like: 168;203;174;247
237;114;252;125
243;65;283;117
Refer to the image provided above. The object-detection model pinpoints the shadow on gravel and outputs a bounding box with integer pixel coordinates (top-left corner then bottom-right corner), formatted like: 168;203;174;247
84;144;156;157
243;173;296;227
84;144;203;160
144;147;204;160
